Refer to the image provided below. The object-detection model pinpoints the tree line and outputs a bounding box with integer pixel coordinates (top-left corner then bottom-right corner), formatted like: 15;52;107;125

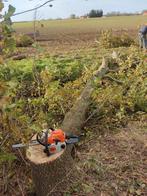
70;9;103;19
70;9;144;19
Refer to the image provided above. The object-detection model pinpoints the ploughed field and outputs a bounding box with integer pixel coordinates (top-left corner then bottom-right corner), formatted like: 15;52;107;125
13;15;147;54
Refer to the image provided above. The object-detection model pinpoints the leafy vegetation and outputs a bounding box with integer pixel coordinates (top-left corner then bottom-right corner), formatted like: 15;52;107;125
87;9;103;18
0;3;146;194
0;3;16;55
98;30;136;48
0;44;146;158
0;33;147;194
15;34;33;47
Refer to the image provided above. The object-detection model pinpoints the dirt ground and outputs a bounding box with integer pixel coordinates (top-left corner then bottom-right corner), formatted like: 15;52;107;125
15;32;98;58
15;28;138;57
1;117;146;196
71;117;147;195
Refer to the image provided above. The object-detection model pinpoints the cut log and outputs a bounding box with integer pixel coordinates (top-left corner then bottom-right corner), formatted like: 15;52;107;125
26;58;108;196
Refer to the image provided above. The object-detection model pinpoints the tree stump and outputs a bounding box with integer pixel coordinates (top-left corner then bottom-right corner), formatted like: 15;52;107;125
26;136;75;196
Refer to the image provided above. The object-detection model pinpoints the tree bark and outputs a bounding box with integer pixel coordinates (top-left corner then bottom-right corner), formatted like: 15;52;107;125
26;58;108;196
61;57;108;135
26;143;75;196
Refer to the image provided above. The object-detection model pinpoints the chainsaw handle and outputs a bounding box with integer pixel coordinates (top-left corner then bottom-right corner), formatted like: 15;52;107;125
36;130;51;156
36;128;55;146
36;132;45;146
36;130;49;146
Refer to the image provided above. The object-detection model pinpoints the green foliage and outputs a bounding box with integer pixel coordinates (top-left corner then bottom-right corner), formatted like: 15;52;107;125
0;3;16;55
0;47;146;156
4;5;16;22
0;56;86;146
98;30;135;48
15;34;33;47
0;152;16;165
0;30;146;196
3;36;16;53
70;14;76;19
92;47;147;124
88;9;103;18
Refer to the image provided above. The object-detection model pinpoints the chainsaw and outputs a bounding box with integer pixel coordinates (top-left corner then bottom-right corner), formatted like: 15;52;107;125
12;128;79;156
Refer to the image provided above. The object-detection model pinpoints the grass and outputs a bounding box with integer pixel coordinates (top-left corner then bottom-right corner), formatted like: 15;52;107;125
13;15;147;36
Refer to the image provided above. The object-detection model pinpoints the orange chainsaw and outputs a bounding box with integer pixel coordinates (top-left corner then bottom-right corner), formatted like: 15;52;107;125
12;128;79;156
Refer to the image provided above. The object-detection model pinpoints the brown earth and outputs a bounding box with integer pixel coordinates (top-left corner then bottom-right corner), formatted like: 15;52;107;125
67;117;147;196
1;118;146;196
15;28;138;57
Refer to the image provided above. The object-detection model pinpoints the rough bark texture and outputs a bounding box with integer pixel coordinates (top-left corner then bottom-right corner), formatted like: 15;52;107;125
26;58;108;196
27;145;75;196
61;57;108;135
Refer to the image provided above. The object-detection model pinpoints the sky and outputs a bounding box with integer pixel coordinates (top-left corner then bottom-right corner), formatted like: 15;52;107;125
3;0;147;21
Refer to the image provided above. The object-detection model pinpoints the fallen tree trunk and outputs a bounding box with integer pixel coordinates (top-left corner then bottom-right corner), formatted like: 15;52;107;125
26;58;109;196
61;57;108;135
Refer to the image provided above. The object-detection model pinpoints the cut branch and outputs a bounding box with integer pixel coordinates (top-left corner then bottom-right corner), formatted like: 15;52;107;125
12;0;54;17
104;75;124;84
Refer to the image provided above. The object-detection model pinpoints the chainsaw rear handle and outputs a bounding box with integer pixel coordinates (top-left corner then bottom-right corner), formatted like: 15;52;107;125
37;128;55;156
36;129;50;156
36;128;53;147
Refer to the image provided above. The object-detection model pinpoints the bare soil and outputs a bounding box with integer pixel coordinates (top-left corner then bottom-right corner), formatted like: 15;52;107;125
72;117;147;195
15;28;138;57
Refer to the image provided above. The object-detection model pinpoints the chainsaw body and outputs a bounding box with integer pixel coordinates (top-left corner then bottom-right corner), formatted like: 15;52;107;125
46;141;66;154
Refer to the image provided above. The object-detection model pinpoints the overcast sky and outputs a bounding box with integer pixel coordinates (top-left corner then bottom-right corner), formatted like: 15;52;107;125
4;0;147;21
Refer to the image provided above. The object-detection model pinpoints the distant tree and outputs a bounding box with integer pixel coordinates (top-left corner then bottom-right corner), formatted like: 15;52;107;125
106;11;140;17
88;9;103;18
106;11;120;16
70;14;76;19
